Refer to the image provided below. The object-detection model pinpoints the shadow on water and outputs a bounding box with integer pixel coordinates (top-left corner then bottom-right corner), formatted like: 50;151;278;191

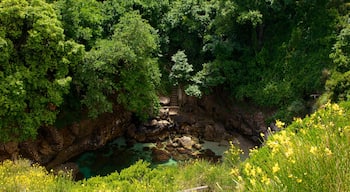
72;135;255;179
72;137;155;178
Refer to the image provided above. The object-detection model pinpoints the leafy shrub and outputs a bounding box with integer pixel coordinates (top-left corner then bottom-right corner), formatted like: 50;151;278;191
0;159;74;191
230;102;350;191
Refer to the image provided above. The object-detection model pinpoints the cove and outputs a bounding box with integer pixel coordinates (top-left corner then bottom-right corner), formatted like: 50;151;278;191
72;136;249;179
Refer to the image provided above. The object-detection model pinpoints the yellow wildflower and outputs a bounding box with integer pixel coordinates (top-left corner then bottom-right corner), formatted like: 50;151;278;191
244;163;252;174
332;104;340;111
275;120;285;129
297;178;302;183
324;148;333;156
250;167;256;177
310;146;318;155
230;168;239;176
249;147;259;155
260;132;265;138
261;175;270;185
294;117;303;124
249;178;256;186
272;163;280;174
285;148;293;158
256;167;263;174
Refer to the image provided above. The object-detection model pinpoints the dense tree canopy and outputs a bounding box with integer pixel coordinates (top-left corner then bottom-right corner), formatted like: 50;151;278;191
0;0;348;141
0;0;84;142
76;11;161;119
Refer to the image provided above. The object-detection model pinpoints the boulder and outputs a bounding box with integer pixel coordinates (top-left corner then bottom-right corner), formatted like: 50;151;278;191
156;120;171;129
204;125;215;141
152;148;171;163
203;123;227;141
179;136;194;150
171;152;189;161
203;149;216;157
176;147;192;155
159;108;169;119
159;96;170;106
193;143;202;150
39;140;55;157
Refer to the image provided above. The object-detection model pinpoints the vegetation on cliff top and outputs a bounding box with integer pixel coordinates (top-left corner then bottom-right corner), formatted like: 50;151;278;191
1;0;350;191
1;0;349;142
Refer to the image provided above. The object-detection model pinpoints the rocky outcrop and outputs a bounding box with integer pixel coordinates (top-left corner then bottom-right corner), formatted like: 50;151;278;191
126;93;266;163
178;93;274;142
0;105;132;169
0;91;272;175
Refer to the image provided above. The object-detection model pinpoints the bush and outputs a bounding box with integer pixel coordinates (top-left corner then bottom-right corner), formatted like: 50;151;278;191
0;159;74;191
229;102;350;191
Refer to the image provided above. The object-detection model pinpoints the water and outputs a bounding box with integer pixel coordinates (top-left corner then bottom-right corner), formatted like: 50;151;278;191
74;137;157;178
73;136;255;179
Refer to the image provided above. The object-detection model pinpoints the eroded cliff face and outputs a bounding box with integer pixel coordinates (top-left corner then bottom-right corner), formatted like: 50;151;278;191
127;91;275;161
0;105;132;169
173;91;274;142
0;92;274;171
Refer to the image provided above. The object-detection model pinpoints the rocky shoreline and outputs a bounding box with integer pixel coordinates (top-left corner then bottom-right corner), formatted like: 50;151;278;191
0;93;273;178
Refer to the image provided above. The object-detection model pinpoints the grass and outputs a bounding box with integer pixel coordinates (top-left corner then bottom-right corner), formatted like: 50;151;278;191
235;102;350;191
1;101;350;191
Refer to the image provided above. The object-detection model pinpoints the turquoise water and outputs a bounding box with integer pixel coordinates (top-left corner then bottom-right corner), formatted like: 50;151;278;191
73;137;245;179
73;137;173;178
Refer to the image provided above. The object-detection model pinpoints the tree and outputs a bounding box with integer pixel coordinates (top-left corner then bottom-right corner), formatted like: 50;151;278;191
54;0;103;50
326;13;350;102
169;50;193;86
0;0;84;142
162;0;218;68
77;11;161;119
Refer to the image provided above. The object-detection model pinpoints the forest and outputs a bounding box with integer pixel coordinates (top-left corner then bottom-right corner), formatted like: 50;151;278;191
0;0;350;191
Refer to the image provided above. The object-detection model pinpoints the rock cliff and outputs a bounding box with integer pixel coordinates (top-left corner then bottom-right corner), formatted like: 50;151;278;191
0;105;132;170
0;91;273;172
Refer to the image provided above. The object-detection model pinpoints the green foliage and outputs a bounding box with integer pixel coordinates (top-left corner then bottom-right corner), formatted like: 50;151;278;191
185;61;225;97
162;0;218;68
326;14;350;102
101;0;170;37
0;159;74;191
202;0;340;114
330;21;350;73
232;102;350;191
326;71;350;102
169;50;193;86
77;11;161;119
54;0;103;49
0;0;84;142
3;102;350;191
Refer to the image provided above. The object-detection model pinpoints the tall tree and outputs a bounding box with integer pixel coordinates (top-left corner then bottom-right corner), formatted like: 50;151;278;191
0;0;84;142
77;11;161;119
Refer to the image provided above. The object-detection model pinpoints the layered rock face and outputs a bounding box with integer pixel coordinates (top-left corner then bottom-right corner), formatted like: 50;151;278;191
127;92;272;163
0;91;272;172
129;92;272;145
0;105;132;170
